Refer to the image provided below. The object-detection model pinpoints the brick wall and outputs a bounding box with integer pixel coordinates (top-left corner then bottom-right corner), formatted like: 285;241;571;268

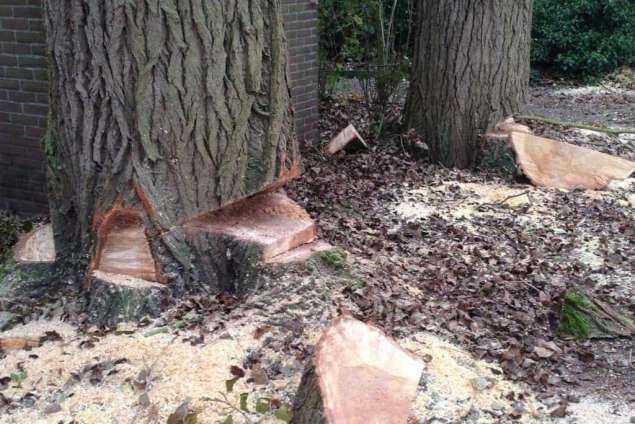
0;0;48;215
283;0;320;145
0;0;319;215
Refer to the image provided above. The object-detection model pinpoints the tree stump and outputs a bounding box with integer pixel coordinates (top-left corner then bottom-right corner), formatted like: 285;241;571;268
292;316;424;424
42;0;300;311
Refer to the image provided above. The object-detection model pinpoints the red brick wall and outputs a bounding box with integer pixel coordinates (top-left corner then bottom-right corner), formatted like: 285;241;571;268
0;0;48;215
283;0;320;145
0;0;319;215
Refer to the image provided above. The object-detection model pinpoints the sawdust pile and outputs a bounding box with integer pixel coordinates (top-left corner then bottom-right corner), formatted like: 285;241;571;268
404;333;540;423
1;316;545;423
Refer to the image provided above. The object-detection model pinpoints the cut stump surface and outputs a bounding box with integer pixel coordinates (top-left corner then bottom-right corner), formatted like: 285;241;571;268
93;210;158;282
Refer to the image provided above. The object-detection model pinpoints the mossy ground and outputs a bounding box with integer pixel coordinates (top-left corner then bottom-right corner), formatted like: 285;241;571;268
304;249;366;290
559;292;592;339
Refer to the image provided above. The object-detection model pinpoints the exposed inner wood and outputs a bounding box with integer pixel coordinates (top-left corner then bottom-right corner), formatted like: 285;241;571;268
324;124;367;156
93;210;158;282
511;132;635;190
185;191;317;261
295;316;424;423
267;240;334;264
91;270;165;290
0;337;41;352
13;224;56;263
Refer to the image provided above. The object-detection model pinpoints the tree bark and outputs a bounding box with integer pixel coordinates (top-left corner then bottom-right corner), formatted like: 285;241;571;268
43;1;298;308
405;0;533;168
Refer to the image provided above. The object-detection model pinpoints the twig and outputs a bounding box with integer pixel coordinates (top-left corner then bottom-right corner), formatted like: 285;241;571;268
206;392;254;423
515;115;635;135
496;190;531;205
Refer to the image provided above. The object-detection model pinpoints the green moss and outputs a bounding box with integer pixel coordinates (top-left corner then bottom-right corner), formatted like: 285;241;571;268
559;292;592;339
317;250;347;272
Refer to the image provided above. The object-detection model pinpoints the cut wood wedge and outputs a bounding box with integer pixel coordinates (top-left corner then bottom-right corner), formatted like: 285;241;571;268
510;132;635;190
293;316;424;424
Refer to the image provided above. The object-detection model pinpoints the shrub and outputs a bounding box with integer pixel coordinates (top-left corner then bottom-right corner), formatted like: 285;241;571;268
319;0;412;135
0;212;32;257
532;0;635;78
319;0;412;64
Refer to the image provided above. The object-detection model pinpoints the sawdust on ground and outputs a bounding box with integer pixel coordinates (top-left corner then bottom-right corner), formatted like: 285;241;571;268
404;333;541;423
1;317;550;424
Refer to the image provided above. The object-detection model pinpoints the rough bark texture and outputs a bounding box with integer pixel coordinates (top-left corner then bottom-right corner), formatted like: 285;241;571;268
43;1;298;302
405;0;533;168
291;365;326;424
86;275;170;327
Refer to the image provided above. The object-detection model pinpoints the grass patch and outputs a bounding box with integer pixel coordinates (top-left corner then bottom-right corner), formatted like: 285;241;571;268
559;292;592;339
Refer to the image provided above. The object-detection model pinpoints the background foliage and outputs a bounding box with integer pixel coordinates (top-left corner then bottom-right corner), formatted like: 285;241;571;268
320;0;635;80
532;0;635;78
319;0;412;64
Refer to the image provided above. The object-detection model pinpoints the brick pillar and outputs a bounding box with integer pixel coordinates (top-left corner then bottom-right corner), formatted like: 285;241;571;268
282;0;320;145
0;1;320;215
0;0;48;215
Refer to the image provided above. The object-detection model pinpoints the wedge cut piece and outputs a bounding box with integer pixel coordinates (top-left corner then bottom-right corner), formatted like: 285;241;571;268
13;224;55;263
185;191;317;262
293;316;424;424
510;132;635;190
324;124;368;156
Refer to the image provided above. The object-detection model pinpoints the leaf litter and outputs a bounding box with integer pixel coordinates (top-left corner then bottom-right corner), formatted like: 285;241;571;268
0;86;633;423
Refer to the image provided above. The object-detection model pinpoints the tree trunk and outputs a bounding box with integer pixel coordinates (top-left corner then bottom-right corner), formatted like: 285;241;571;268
405;0;533;168
43;1;298;316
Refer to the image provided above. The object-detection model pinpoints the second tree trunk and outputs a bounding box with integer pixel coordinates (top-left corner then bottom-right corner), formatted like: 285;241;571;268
405;0;533;168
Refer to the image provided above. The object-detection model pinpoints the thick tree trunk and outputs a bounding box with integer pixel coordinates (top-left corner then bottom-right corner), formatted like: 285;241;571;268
405;0;533;168
43;1;298;313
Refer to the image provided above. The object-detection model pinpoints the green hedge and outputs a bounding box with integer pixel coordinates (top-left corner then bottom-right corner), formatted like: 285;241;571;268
532;0;635;78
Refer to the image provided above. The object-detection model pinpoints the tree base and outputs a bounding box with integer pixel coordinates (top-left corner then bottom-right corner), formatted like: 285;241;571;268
86;271;169;327
292;365;326;424
478;136;520;177
0;261;54;301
